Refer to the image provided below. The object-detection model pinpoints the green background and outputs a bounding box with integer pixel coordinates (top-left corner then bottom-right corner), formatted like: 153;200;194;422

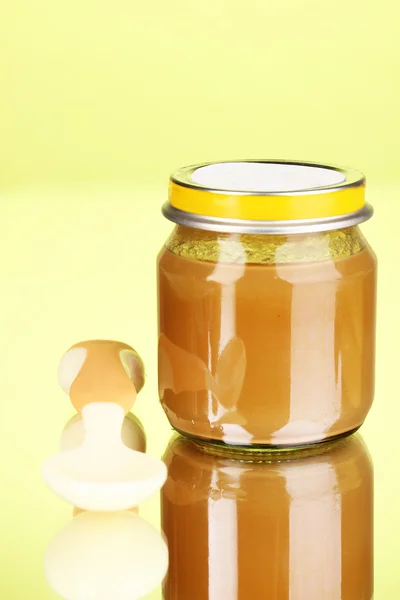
1;0;399;187
1;1;399;597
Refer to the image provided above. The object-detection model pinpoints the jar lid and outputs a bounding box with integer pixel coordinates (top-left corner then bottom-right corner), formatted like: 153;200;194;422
162;160;373;234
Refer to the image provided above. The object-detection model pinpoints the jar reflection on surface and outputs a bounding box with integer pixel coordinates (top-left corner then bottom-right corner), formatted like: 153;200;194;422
162;434;373;600
158;226;376;448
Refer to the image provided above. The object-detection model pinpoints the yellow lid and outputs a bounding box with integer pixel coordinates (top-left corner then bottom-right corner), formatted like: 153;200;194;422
168;160;366;222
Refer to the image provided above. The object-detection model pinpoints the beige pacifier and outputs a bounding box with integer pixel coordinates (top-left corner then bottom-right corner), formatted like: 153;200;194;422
41;340;167;511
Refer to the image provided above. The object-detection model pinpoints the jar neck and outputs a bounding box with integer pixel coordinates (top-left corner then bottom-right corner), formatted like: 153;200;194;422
165;224;366;265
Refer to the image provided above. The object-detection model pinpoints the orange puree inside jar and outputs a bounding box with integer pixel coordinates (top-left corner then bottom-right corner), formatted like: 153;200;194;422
158;227;376;447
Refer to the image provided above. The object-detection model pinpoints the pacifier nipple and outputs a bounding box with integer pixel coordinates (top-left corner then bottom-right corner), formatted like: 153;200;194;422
57;339;145;414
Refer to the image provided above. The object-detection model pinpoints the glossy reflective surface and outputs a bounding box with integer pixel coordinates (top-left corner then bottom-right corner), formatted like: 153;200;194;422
38;430;375;600
162;434;373;600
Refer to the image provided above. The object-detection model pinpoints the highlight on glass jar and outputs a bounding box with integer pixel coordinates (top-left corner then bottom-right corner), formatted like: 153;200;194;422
157;160;377;448
161;434;373;600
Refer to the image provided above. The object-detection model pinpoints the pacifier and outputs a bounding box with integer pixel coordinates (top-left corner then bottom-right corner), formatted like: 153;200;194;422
41;340;167;511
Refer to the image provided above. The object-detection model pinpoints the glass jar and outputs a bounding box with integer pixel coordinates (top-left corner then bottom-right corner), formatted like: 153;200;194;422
158;160;377;448
162;434;373;600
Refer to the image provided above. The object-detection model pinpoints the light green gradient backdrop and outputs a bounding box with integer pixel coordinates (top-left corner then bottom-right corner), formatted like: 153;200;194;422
1;1;399;597
0;0;399;187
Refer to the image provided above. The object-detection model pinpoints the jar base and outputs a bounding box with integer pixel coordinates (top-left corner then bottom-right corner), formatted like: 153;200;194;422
173;425;361;457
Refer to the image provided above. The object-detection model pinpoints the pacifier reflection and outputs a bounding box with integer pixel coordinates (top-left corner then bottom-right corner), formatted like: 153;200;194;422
162;434;373;600
45;412;168;600
45;510;168;600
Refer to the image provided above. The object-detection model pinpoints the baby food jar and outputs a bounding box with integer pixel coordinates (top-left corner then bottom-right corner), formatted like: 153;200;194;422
158;160;377;448
162;434;373;600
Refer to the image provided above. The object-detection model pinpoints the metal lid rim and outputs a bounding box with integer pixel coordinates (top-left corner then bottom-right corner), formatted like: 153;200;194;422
162;203;374;235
